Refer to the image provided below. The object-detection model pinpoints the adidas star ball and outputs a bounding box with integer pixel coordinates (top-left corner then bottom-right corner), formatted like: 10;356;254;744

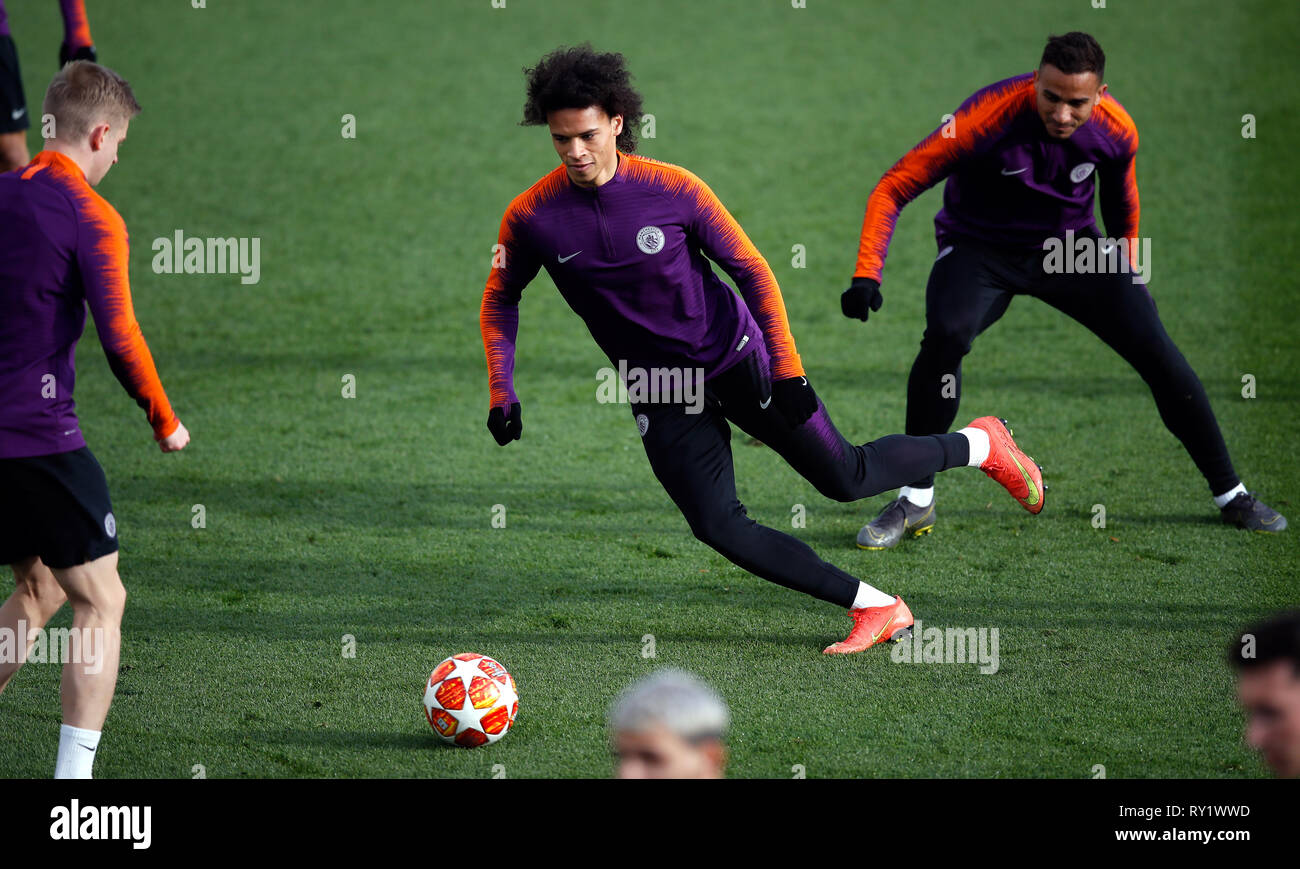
422;653;519;747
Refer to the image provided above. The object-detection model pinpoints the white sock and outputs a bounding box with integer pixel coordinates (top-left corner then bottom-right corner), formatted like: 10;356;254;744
899;486;934;508
54;724;100;780
1213;483;1247;509
852;582;897;610
958;426;990;467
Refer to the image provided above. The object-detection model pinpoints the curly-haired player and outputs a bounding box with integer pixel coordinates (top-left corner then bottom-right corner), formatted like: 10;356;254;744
480;45;1047;655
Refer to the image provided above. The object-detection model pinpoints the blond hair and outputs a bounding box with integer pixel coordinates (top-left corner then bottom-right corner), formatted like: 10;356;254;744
43;61;141;143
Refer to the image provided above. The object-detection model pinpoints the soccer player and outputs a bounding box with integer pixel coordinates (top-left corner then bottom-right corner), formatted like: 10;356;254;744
843;32;1284;550
0;0;98;172
1230;611;1300;778
609;669;730;779
0;61;187;778
481;45;1044;655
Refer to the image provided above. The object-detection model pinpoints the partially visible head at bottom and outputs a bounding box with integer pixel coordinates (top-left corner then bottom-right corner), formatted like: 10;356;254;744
1231;610;1300;778
609;669;729;779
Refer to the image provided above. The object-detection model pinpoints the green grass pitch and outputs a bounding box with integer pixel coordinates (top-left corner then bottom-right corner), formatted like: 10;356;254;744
1;0;1296;778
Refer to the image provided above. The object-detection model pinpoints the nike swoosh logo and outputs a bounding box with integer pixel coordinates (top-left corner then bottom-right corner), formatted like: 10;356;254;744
870;615;896;644
1008;451;1040;506
1001;167;1027;175
558;251;582;263
11;107;25;120
759;396;771;410
78;743;97;753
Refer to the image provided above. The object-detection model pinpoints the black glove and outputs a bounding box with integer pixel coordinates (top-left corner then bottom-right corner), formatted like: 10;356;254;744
841;277;883;322
59;43;97;67
770;376;817;428
486;402;522;446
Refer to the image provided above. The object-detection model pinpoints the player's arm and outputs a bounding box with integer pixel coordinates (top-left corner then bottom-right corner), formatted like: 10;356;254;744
1098;135;1140;274
480;203;540;445
685;174;803;380
684;173;816;425
77;206;186;451
845;91;1016;320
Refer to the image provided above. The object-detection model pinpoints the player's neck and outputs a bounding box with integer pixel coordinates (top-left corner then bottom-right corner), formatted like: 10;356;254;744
43;141;93;180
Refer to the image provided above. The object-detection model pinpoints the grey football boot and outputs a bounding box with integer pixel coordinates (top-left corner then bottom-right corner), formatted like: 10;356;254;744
856;497;936;550
1220;491;1287;533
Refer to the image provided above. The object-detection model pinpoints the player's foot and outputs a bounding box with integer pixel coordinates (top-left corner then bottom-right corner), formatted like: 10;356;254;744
822;596;914;655
967;416;1044;514
857;498;936;550
1221;491;1287;533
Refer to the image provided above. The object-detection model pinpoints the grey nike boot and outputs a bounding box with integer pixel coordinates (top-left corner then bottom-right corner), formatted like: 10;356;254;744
857;497;936;550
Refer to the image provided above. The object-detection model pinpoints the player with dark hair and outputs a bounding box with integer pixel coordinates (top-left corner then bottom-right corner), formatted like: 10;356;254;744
0;0;98;172
1230;611;1300;778
0;61;187;778
844;31;1284;550
481;45;1046;655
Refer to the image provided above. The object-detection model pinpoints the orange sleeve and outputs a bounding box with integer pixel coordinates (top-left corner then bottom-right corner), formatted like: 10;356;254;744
855;79;1031;282
685;173;804;380
480;198;541;411
78;196;179;440
1095;101;1141;271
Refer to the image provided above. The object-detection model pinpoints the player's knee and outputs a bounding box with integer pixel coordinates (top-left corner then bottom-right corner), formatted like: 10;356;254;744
918;326;974;360
812;476;858;503
13;561;68;617
63;570;126;624
687;511;747;555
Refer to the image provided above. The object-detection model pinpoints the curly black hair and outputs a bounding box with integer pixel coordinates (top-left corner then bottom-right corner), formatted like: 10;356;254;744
1041;32;1106;82
521;44;644;153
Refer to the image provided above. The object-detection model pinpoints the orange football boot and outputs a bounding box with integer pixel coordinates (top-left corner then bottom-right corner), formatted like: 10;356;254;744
823;595;915;655
967;416;1045;514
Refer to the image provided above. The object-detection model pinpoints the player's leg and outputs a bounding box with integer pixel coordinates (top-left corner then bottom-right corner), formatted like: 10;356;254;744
632;398;912;653
0;31;32;172
712;350;973;501
863;241;1019;548
50;551;124;732
1033;259;1284;530
713;347;1046;553
1;448;123;777
0;557;69;694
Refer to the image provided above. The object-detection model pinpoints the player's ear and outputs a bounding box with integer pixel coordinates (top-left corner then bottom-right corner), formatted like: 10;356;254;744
611;114;624;137
88;123;109;152
1097;82;1108;99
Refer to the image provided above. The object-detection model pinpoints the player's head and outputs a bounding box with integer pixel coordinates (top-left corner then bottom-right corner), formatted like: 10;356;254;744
43;60;140;185
521;44;643;188
1033;32;1107;140
1230;610;1300;778
608;669;729;779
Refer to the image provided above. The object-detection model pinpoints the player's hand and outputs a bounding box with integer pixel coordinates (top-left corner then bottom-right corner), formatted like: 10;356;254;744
487;402;522;446
841;277;883;322
771;376;817;428
159;421;189;453
59;43;97;67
